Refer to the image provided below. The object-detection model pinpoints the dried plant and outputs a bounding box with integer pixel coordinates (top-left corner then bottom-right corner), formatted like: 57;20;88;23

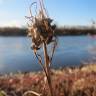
26;0;57;96
23;90;41;96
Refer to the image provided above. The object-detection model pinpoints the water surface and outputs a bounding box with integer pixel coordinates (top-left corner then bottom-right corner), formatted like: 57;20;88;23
0;36;96;74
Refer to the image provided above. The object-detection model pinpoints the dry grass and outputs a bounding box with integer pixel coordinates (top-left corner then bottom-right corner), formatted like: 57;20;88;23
0;64;96;96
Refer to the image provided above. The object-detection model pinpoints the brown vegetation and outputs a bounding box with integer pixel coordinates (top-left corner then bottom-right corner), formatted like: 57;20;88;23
55;27;96;36
0;27;27;36
0;27;96;36
0;64;96;96
26;0;57;95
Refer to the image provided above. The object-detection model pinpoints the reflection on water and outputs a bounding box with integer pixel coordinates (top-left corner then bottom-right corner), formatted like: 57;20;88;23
0;36;96;74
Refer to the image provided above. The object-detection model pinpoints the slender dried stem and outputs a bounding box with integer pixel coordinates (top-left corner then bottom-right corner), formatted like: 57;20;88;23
43;41;54;96
34;50;48;79
23;90;41;96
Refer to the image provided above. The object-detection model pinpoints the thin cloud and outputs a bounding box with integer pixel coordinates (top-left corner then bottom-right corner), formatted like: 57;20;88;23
5;20;24;27
0;19;26;27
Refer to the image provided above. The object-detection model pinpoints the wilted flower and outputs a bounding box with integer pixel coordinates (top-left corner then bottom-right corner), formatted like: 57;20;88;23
26;1;56;51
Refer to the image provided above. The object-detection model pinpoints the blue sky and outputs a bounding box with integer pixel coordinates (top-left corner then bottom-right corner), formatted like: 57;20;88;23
0;0;96;27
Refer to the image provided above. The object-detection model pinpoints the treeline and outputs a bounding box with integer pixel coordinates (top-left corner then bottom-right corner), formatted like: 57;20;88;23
55;27;96;36
0;27;27;36
0;27;96;36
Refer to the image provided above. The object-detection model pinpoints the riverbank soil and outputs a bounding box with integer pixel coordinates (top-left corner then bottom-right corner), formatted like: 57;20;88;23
0;64;96;96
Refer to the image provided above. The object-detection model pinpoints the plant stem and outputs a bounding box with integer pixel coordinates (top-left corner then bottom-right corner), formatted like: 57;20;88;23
43;41;54;96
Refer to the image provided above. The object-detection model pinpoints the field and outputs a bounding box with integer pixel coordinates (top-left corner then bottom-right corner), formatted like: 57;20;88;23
0;64;96;96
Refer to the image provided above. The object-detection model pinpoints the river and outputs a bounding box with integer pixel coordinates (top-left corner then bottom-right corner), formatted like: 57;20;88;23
0;36;96;74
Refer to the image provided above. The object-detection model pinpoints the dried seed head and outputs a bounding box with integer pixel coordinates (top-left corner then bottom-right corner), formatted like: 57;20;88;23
26;0;56;51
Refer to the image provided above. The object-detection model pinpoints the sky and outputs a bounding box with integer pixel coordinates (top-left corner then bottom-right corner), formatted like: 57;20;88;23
0;0;96;27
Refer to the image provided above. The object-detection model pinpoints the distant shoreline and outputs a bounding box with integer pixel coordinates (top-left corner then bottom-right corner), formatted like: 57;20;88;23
0;27;27;36
0;27;96;36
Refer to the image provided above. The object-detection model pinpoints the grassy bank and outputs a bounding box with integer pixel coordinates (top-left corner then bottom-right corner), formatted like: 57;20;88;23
0;64;96;96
